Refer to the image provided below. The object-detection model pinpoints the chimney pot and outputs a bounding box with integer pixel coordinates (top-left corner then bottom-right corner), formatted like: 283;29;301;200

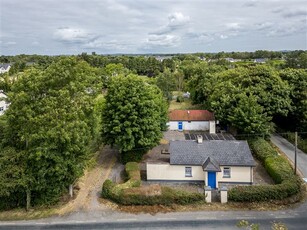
197;135;203;143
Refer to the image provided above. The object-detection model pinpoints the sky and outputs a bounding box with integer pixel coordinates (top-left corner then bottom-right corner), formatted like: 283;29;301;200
0;0;306;55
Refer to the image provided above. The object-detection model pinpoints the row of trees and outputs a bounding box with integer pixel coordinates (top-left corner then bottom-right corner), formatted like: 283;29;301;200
0;57;168;210
187;64;307;134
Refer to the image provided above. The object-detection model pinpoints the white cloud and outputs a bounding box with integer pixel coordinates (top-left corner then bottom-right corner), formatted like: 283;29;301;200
220;34;228;39
168;12;190;27
152;12;190;35
226;23;241;30
53;27;97;43
145;34;180;48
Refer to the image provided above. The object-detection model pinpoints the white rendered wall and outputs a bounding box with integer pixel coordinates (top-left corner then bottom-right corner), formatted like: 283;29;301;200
147;163;253;185
167;121;209;131
146;163;205;181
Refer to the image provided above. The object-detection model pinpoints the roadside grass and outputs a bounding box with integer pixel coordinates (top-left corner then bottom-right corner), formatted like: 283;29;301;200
0;207;57;221
0;145;114;221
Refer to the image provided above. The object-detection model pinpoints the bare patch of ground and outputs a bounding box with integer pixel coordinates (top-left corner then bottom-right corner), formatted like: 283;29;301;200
253;158;275;185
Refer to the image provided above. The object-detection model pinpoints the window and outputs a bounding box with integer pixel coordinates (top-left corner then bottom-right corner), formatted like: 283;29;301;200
188;121;191;123
185;167;192;177
223;167;231;178
0;107;3;111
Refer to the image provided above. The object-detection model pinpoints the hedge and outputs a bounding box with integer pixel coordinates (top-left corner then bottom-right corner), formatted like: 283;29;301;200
229;138;303;202
102;181;205;205
102;162;206;205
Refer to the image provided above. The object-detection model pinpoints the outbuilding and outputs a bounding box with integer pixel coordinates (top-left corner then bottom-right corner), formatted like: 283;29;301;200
167;110;216;133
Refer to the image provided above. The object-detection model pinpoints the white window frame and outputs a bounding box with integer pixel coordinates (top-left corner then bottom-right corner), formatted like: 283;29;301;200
223;167;231;178
185;167;192;177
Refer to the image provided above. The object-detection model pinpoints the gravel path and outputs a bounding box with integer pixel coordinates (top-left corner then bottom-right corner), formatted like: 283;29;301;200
56;146;118;215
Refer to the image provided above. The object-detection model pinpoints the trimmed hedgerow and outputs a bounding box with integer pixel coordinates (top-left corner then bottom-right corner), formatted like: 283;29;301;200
102;162;206;205
229;138;303;202
102;183;205;206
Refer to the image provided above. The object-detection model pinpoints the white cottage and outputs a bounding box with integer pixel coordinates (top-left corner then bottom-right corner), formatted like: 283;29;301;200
0;91;9;116
147;137;256;189
0;64;11;74
167;110;216;133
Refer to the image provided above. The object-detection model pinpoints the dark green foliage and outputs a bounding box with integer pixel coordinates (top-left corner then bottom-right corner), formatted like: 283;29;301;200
264;156;294;184
278;68;307;132
121;150;147;164
101;179;115;198
228;179;301;202
176;95;184;103
156;69;176;101
189;65;292;134
229;138;302;202
101;74;168;153
247;138;277;162
0;57;102;208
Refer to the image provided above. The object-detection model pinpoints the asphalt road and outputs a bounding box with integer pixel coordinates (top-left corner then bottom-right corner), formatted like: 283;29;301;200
271;134;307;178
1;200;307;230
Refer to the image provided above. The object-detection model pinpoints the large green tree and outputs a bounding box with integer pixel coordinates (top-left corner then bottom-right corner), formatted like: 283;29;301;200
101;74;168;153
2;57;101;209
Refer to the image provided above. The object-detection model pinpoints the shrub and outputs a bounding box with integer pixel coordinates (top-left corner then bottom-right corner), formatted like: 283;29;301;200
248;138;277;161
101;179;115;199
264;156;294;184
176;95;184;103
121;150;147;164
229;138;303;202
102;162;206;205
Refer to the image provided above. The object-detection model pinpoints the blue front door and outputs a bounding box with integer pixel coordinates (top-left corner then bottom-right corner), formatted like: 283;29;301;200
208;171;216;188
178;121;183;131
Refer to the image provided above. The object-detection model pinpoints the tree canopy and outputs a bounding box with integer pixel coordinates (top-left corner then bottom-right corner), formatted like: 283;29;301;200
101;74;168;153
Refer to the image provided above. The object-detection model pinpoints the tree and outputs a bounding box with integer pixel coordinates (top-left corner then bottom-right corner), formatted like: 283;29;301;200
101;74;168;154
278;68;307;132
228;94;272;134
3;57;101;208
156;69;176;101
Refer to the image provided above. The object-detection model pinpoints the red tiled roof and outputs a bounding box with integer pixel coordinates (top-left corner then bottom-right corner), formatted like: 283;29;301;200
169;110;214;121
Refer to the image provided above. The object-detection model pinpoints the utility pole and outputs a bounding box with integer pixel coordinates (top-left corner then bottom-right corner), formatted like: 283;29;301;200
294;131;297;175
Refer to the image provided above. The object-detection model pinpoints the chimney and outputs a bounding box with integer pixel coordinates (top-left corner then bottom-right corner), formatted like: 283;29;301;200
197;135;203;144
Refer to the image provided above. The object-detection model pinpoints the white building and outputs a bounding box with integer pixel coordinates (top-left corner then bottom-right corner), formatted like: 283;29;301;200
0;91;9;116
0;64;11;74
167;110;216;133
147;138;256;188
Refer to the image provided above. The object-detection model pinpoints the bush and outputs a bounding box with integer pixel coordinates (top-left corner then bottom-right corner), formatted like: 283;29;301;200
229;138;303;202
102;162;206;205
248;138;277;161
121;150;147;164
176;95;184;103
264;156;294;184
101;179;115;198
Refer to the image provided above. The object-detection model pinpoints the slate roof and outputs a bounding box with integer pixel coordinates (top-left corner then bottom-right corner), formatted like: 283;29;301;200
0;64;11;70
169;140;256;167
169;110;214;121
202;157;221;171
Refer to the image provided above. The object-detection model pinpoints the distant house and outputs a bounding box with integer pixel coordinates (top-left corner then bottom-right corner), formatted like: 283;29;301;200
0;64;11;74
183;92;190;98
147;137;256;188
0;91;9;116
224;58;241;63
254;58;267;63
167;110;216;133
